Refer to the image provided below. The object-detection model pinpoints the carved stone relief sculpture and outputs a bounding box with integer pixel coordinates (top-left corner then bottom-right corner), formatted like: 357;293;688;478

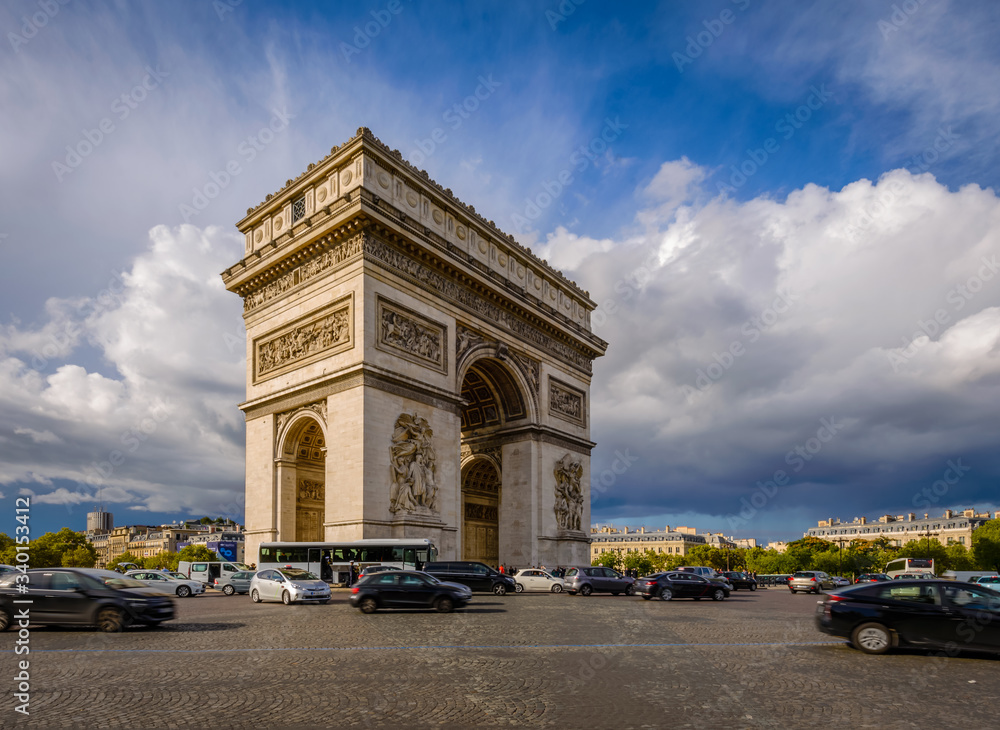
553;453;584;532
389;413;439;514
549;379;585;426
377;298;446;373
255;298;352;381
298;479;324;502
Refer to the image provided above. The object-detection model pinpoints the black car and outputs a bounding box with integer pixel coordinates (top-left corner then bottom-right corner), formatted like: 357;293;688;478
720;571;758;591
634;571;730;601
349;570;473;613
421;561;516;595
0;568;175;632
816;579;1000;655
854;573;892;584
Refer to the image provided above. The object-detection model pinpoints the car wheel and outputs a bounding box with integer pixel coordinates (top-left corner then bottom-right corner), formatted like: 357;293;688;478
659;587;673;601
712;589;725;601
0;608;11;631
251;589;261;603
282;590;292;605
96;607;126;633
750;584;757;592
625;584;635;596
435;596;454;613
222;584;235;596
176;585;191;598
852;622;892;655
515;583;524;593
551;584;563;593
493;583;507;596
359;597;377;614
580;585;593;596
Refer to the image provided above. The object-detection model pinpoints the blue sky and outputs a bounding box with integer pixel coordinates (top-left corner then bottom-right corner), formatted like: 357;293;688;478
1;0;999;544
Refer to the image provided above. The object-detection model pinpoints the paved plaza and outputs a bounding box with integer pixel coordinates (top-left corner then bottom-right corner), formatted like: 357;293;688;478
7;587;1000;728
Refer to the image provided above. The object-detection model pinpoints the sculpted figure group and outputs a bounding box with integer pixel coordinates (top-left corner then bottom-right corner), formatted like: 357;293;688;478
389;413;439;513
553;453;584;531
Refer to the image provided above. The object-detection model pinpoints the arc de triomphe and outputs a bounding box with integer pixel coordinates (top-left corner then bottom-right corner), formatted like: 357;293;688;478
221;128;607;567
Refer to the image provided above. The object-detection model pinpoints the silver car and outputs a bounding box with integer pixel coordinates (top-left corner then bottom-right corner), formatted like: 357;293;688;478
125;570;205;598
250;568;331;604
565;566;635;596
215;570;256;596
788;570;835;593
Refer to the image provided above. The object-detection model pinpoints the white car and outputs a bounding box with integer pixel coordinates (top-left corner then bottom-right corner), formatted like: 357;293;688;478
250;567;331;604
125;570;205;597
512;569;566;593
831;576;852;587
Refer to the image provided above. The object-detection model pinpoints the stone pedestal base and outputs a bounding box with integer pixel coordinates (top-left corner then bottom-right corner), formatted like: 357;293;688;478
538;530;591;566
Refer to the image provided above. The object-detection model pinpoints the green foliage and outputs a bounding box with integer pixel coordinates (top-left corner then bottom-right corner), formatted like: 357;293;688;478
943;543;974;572
622;550;654;576
973;519;1000;572
0;533;13;554
177;544;218;563
593;552;621;570
142;552;180;571
0;528;93;569
61;544;97;568
107;552;143;571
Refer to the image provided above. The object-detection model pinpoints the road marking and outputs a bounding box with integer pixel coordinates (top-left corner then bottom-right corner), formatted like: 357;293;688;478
15;640;844;654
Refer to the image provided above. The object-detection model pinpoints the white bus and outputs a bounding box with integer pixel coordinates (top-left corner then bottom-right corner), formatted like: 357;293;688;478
885;557;935;578
258;539;438;582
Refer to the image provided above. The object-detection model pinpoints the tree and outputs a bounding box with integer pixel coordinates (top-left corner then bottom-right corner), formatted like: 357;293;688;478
178;544;219;562
972;520;1000;572
108;552;143;571
593;552;621;570
943;543;974;572
61;544;97;568
0;528;94;568
900;538;947;571
143;552;180;571
622;550;654;577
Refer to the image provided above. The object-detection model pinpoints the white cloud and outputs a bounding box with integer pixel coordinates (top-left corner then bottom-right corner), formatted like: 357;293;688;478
577;167;1000;526
0;225;246;515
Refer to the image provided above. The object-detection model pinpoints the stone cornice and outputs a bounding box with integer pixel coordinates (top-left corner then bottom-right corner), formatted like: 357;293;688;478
236;127;596;302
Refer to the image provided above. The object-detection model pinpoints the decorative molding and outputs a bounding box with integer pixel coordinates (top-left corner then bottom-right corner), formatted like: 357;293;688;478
549;378;585;426
376;297;447;374
298;478;324;502
364;235;594;374
276;400;328;435
242;233;365;311
554;453;584;532
465;502;498;521
389;413;439;515
510;350;540;395
253;295;353;382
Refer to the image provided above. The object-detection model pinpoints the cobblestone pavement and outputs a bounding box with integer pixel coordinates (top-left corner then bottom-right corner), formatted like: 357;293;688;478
5;587;999;728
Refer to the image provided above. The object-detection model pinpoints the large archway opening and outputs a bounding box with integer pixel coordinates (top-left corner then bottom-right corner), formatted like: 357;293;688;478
280;417;326;542
459;357;529;568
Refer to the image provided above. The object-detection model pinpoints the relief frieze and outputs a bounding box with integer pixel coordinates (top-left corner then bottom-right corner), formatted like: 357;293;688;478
243;233;365;311
377;298;447;373
254;296;353;381
549;379;585;426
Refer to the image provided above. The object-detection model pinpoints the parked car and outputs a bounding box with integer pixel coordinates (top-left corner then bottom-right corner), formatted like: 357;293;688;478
250;568;331;604
831;576;852;588
635;572;730;601
512;569;566;593
816;579;1000;655
0;568;175;632
677;566;732;589
855;573;892;584
214;570;256;595
720;571;758;591
422;562;516;595
350;570;472;613
125;570;205;597
564;566;635;596
358;564;402;580
789;571;835;593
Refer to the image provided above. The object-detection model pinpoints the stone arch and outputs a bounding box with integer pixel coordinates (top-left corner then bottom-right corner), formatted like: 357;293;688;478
275;412;327;543
460;457;501;566
458;354;535;431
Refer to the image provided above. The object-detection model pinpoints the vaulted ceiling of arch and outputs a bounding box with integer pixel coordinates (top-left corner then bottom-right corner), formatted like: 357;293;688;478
460;360;526;432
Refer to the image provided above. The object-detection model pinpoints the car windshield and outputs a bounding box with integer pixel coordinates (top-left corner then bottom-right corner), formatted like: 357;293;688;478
420;572;441;584
278;569;318;581
102;576;148;589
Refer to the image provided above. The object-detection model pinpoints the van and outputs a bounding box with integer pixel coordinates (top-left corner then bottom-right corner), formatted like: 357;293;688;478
178;561;251;588
422;561;516;595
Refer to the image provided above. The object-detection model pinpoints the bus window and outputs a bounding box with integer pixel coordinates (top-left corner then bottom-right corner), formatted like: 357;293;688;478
403;548;416;567
391;547;404;562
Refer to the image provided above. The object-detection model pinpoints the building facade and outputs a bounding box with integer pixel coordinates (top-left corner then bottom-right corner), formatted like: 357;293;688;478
222;128;607;568
806;508;997;548
589;525;731;562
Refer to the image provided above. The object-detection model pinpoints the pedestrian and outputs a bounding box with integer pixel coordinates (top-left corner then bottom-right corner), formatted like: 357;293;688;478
348;560;356;587
499;564;505;574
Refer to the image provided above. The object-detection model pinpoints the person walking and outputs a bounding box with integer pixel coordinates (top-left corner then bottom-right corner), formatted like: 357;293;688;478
348;560;356;587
